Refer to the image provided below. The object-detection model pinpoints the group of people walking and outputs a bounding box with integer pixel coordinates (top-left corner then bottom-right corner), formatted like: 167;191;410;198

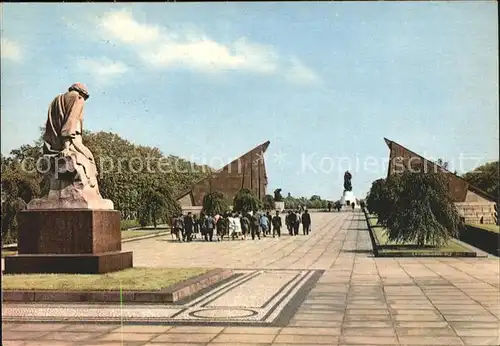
171;209;312;242
285;210;311;235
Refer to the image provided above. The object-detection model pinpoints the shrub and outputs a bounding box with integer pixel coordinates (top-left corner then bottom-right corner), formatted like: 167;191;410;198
366;178;396;223
383;171;463;247
202;192;229;216
263;194;275;211
233;188;262;213
120;219;140;230
137;186;181;228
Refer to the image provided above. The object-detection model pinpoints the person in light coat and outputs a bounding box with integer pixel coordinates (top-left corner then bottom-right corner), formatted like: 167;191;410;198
227;214;236;239
232;213;243;240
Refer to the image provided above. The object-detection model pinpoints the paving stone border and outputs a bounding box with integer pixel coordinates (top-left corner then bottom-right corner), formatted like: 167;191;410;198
375;250;477;257
362;209;380;256
362;209;478;257
2;268;233;303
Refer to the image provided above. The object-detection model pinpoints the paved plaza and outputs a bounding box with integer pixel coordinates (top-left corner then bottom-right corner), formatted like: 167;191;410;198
2;212;500;345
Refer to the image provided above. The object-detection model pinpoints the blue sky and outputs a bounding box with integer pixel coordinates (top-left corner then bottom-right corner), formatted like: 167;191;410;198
1;2;498;200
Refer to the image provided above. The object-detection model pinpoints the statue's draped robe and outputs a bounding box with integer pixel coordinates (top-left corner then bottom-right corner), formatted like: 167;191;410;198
43;90;98;189
343;172;352;192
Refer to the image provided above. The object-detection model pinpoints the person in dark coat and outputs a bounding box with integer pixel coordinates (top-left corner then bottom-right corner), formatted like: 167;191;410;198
286;211;293;235
241;213;250;239
293;210;300;235
328;201;332;212
302;210;311;235
199;212;206;239
272;211;282;238
266;211;273;235
251;212;261;240
183;212;194;242
216;214;226;241
288;211;298;236
193;214;200;239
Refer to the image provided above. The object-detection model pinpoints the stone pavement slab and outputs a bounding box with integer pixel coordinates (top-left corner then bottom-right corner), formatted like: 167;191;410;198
3;212;499;346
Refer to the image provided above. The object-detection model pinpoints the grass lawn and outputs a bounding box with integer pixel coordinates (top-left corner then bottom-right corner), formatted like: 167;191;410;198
367;215;379;227
372;227;471;253
121;228;169;240
368;215;473;254
2;267;210;291
469;224;500;234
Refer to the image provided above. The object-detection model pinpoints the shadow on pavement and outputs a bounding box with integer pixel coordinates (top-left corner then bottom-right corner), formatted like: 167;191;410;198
342;249;373;254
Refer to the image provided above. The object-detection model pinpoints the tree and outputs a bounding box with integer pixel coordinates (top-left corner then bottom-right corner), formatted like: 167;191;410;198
1;197;26;244
462;161;499;201
138;188;165;228
284;195;298;210
263;194;275;211
1;130;203;238
383;171;463;247
308;197;323;209
156;185;182;225
1;165;40;243
83;131;210;219
366;178;395;222
137;186;181;228
233;188;262;213
282;193;331;210
202;192;229;216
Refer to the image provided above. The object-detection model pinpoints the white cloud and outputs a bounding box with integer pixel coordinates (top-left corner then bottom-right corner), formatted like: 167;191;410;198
141;37;278;73
94;9;320;85
232;38;279;73
98;10;162;45
285;57;322;85
1;38;22;61
77;57;128;84
99;10;279;74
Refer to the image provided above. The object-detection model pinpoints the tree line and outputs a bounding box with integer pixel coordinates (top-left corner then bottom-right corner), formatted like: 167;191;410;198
1;129;331;243
283;194;333;210
1;130;211;243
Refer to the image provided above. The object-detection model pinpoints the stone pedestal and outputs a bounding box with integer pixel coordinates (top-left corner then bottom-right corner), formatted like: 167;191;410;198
4;210;133;274
275;201;285;212
340;191;356;206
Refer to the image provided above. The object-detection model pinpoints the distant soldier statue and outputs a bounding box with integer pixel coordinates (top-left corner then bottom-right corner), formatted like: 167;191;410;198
344;171;352;192
274;188;283;202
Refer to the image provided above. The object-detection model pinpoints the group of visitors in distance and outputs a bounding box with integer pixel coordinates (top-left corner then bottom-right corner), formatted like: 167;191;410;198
171;209;312;242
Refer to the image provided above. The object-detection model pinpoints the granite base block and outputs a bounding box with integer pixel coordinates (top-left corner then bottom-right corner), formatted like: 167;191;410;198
4;251;133;274
17;209;122;254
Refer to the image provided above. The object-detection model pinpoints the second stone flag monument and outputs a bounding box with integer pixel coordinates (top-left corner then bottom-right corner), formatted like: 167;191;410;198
4;83;133;274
